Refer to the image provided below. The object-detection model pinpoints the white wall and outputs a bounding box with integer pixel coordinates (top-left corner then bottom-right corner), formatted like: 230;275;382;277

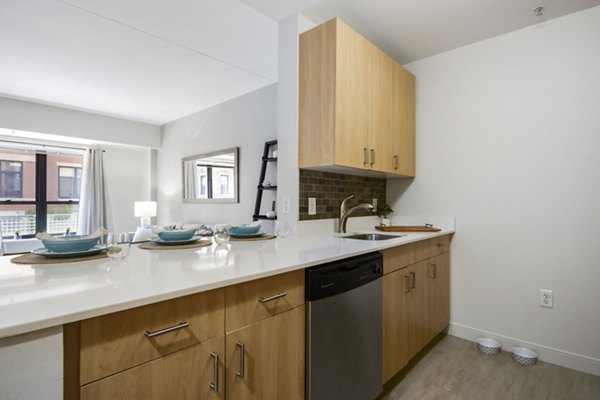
104;147;151;232
157;85;277;226
277;14;316;235
0;96;161;148
388;6;600;373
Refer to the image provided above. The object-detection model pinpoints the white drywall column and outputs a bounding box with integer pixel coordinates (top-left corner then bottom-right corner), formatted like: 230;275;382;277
276;13;315;234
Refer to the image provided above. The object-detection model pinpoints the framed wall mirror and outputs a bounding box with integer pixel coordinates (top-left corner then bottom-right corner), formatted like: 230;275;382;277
182;147;239;203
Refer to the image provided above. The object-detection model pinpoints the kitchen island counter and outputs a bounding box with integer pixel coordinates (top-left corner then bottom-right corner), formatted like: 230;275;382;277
0;226;454;339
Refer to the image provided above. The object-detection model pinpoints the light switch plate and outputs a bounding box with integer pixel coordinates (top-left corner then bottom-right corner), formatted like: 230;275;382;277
282;196;291;214
308;198;316;215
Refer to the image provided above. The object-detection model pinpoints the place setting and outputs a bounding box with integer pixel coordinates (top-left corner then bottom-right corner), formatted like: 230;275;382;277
138;227;212;250
10;228;110;265
228;222;276;241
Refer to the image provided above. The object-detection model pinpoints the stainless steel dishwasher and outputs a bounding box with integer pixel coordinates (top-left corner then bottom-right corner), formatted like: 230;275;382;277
306;251;383;400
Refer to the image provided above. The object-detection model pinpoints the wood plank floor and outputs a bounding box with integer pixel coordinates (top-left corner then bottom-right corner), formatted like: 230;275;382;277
379;335;600;400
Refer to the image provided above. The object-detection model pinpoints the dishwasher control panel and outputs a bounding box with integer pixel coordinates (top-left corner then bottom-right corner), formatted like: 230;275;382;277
305;252;383;301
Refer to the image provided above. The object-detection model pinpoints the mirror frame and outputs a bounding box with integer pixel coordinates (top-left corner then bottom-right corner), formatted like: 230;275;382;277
182;147;239;203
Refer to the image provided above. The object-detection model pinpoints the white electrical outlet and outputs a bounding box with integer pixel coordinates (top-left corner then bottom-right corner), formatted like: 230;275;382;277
372;198;378;209
540;289;554;308
308;198;317;215
282;196;291;214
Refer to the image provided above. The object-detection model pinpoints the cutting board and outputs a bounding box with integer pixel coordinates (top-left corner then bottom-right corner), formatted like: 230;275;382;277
375;225;441;232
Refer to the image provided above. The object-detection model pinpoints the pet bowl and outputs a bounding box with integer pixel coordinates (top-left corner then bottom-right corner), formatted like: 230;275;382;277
476;338;501;356
511;347;538;366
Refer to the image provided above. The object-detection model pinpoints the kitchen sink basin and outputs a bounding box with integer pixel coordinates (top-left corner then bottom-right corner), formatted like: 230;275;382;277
342;233;402;241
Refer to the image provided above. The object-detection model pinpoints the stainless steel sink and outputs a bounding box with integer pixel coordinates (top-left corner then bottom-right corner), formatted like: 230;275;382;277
342;233;402;241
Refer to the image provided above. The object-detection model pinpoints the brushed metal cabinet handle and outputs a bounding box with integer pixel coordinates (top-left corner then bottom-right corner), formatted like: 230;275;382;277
363;148;369;166
430;263;437;279
394;155;399;169
144;321;189;338
409;272;416;289
210;352;219;391
403;274;411;293
370;149;376;166
258;291;287;303
236;342;246;378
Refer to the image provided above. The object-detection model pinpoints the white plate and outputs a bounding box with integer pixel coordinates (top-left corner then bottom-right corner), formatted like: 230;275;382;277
149;236;201;245
31;245;106;258
230;231;266;239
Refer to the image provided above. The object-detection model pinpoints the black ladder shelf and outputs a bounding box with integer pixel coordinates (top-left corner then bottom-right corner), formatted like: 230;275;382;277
253;140;278;221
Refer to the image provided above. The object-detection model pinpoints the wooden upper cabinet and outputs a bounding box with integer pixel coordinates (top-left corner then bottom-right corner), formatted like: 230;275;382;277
299;18;415;177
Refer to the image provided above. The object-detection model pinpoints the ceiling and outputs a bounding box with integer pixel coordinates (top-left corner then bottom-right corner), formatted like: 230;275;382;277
1;0;599;126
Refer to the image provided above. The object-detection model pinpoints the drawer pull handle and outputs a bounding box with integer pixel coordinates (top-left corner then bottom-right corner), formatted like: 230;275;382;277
363;148;369;166
430;263;437;279
403;274;410;293
144;321;189;338
437;242;445;247
370;149;376;166
236;341;246;378
409;272;416;289
210;352;219;391
259;291;287;303
394;155;399;169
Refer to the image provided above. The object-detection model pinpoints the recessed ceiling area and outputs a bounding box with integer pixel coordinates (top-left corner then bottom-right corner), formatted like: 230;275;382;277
0;0;277;125
1;0;599;125
242;0;600;64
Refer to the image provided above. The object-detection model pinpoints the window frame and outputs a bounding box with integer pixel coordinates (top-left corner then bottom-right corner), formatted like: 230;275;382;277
0;159;24;198
57;165;82;200
0;153;81;237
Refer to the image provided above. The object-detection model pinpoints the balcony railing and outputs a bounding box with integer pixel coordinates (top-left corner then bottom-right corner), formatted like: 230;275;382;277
0;213;78;236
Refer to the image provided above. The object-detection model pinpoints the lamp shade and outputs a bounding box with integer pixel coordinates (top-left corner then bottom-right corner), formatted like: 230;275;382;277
134;201;157;217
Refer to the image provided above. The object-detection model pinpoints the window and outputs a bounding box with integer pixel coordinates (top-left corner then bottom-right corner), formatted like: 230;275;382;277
0;147;83;237
58;166;82;199
220;174;229;195
0;160;23;198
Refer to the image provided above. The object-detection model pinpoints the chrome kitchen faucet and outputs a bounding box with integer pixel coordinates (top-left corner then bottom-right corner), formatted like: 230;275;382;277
338;195;374;234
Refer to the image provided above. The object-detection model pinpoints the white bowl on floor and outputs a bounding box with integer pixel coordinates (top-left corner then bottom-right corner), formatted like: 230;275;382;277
511;347;538;365
476;338;501;356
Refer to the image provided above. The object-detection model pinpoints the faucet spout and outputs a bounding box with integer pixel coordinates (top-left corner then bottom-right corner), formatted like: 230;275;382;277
338;197;374;234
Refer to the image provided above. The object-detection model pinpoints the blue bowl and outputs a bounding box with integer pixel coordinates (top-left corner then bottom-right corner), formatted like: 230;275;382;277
42;236;100;253
157;229;196;241
230;225;261;235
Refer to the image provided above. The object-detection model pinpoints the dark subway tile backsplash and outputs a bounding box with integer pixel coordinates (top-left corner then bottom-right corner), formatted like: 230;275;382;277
298;170;386;221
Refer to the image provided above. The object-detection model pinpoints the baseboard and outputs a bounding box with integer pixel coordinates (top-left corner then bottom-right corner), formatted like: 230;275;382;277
448;322;600;377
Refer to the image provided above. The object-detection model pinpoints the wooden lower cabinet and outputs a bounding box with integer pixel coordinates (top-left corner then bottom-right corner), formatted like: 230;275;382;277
80;336;225;400
382;252;450;383
225;305;305;400
424;253;451;340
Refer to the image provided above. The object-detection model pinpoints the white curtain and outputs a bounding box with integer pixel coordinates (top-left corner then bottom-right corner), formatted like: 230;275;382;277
77;148;108;235
183;160;198;199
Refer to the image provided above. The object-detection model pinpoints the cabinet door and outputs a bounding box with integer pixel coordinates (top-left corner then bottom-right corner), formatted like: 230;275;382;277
81;337;225;400
424;252;450;338
368;44;395;173
391;63;416;176
226;306;305;400
383;262;430;383
382;268;411;382
335;19;370;170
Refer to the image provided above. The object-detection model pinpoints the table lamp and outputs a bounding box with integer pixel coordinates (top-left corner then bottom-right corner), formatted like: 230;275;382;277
134;201;157;228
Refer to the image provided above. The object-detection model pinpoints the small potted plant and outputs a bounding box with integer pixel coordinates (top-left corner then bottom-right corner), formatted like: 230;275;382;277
14;230;21;240
376;204;393;227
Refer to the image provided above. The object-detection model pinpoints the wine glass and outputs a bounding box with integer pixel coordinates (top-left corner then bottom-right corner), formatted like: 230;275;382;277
107;232;131;260
213;224;230;245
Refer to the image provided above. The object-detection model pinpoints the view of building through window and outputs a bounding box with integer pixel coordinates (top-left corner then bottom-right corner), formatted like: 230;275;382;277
0;147;83;237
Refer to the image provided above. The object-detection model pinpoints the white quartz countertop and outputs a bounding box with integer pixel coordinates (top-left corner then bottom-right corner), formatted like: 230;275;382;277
0;228;453;338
